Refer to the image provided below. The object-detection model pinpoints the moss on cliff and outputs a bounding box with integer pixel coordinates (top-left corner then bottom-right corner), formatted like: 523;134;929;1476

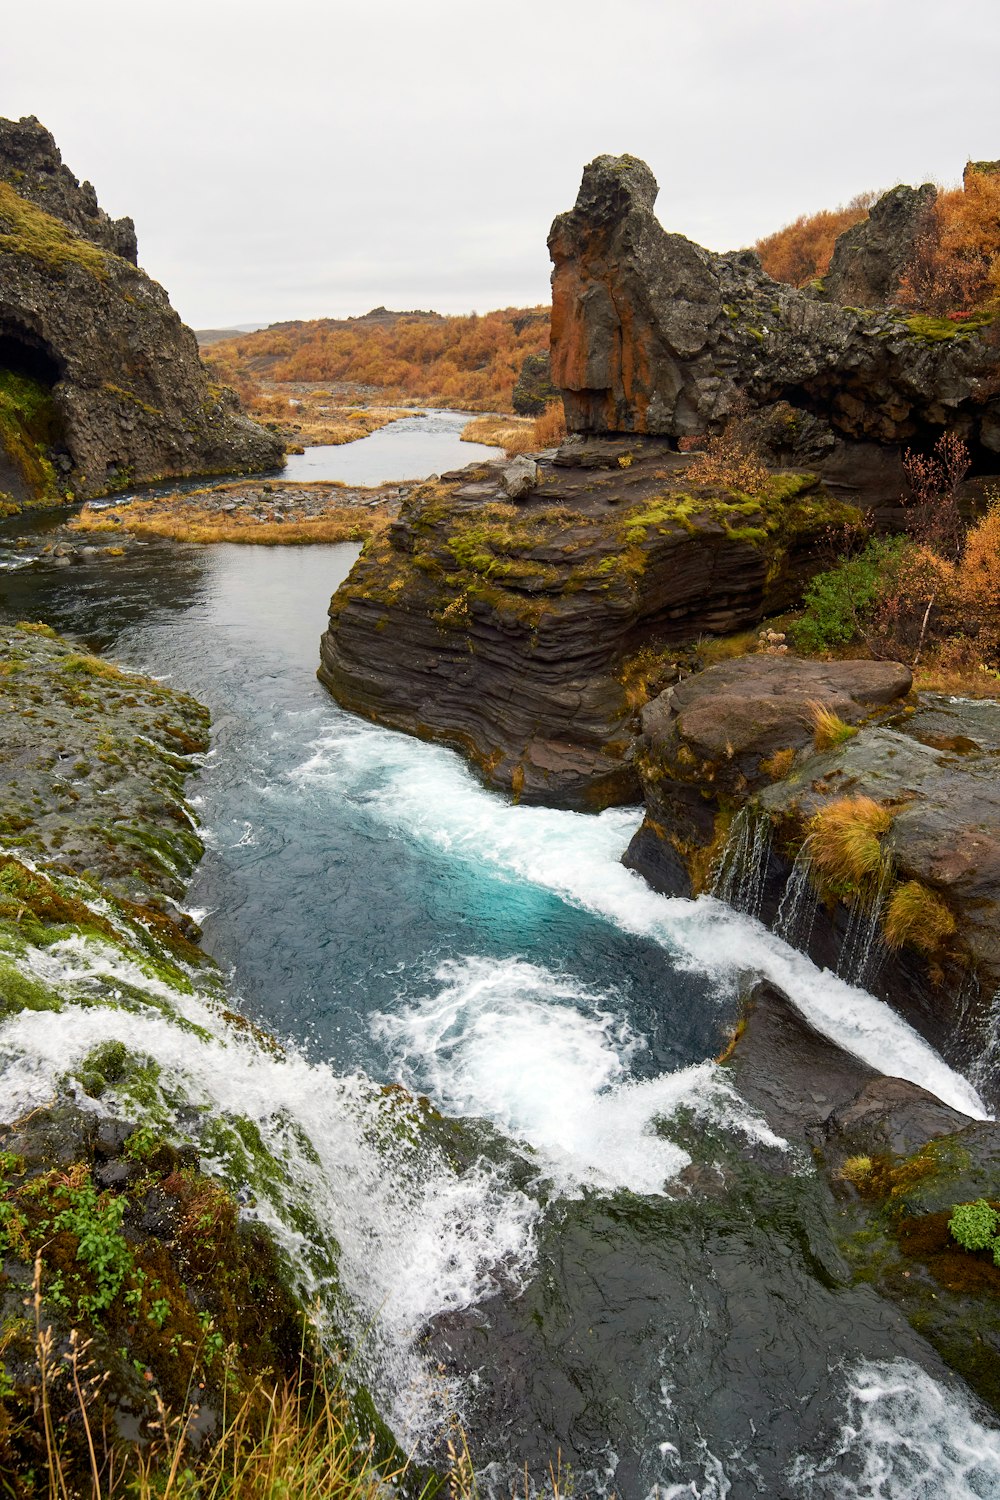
0;369;63;508
0;180;108;278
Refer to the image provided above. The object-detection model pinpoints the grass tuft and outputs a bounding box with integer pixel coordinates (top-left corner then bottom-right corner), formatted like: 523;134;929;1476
807;795;893;894
808;700;859;752
883;879;956;953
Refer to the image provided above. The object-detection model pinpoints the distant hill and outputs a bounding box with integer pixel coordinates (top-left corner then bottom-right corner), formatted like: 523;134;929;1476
203;306;550;412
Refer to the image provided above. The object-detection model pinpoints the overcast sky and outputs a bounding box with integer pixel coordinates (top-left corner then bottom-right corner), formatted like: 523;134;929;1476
3;0;998;329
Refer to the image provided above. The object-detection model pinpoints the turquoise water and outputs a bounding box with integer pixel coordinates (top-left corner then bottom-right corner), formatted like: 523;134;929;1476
0;511;997;1494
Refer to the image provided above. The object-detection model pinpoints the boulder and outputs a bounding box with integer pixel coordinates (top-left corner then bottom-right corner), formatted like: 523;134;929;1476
499;456;537;500
548;154;1000;461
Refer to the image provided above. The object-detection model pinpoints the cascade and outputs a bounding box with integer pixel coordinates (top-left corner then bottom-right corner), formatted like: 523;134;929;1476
710;807;772;918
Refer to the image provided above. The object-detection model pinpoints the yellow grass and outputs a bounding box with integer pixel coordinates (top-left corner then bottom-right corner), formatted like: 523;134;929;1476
808;700;859;752
460;413;535;448
807;795;894;892
883;880;956;953
71;502;390;547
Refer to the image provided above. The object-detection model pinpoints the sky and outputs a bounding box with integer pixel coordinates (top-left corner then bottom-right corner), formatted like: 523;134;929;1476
2;0;998;329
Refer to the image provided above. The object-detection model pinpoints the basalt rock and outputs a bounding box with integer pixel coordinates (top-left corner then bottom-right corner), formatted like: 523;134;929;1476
821;182;938;309
548;154;1000;465
319;446;857;808
0;115;281;505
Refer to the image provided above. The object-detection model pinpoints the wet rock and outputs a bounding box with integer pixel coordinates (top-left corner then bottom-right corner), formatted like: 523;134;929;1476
726;981;880;1142
823;1077;973;1162
624;655;912;896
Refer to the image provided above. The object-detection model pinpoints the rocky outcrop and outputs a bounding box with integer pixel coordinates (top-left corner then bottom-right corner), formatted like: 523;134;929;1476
624;654;912;895
548;155;1000;462
727;982;1000;1417
627;655;1000;1074
0;116;281;505
821;182;937;308
319;443;857;807
512;351;558;415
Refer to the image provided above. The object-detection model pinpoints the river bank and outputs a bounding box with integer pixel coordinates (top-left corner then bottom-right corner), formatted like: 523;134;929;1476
2;530;1000;1495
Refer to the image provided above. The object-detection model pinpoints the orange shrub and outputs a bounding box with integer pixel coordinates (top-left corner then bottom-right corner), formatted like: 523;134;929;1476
897;169;1000;315
205;307;550;413
754;193;875;286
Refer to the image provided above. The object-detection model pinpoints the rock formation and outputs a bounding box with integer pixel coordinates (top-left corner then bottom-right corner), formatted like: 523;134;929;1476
0;116;281;506
512;351;558;415
626;654;1000;1071
319;448;856;807
820;182;937;308
548;154;1000;464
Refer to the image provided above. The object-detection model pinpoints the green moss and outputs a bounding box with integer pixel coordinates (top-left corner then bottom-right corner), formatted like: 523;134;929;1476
0;179;108;278
0;368;62;501
902;312;995;341
102;382;163;418
0;955;62;1017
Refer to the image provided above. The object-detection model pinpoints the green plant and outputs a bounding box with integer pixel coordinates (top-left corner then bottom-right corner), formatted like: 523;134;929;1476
50;1175;133;1315
949;1199;1000;1260
793;536;906;652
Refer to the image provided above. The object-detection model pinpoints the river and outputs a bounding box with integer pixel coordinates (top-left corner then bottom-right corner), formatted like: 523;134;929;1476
0;420;998;1497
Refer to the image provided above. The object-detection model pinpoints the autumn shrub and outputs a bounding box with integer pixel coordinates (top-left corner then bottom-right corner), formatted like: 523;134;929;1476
956;493;1000;611
897;168;1000;315
687;400;768;494
754;192;875;287
533;400;567;448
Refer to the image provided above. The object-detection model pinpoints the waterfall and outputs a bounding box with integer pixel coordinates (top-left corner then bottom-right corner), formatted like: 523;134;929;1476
711;807;772;919
835;868;891;992
774;842;820;953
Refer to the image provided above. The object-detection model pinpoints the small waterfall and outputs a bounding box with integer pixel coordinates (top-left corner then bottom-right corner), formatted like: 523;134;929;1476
711;807;772;920
774;842;820;953
835;869;890;992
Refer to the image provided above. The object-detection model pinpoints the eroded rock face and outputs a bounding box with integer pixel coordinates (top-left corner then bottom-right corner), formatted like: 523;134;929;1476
624;655;912;896
821;183;937;308
319;447;856;807
0;116;281;502
548;154;1000;458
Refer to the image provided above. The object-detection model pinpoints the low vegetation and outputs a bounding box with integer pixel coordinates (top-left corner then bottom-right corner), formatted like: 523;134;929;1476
805;794;894;898
0;180;108;279
204;306;550;414
754;192;876;287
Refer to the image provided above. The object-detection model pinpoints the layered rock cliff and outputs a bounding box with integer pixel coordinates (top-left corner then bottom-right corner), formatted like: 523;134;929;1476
0;116;281;506
319;444;856;807
548;155;1000;465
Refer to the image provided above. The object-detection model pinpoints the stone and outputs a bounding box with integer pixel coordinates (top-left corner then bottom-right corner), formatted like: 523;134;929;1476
548;154;1000;459
499;456;537;500
821;183;937;308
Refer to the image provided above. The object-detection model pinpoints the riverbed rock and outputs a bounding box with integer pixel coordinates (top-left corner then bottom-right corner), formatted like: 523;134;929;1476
319;450;857;807
548;154;1000;468
499;455;537;500
626;653;1000;1078
623;654;912;896
0;115;282;505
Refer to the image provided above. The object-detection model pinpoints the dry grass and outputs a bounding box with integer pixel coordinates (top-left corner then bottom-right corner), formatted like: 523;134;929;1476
807;795;894;892
71;502;391;548
459;413;534;448
531;401;567;449
760;746;796;780
808;700;859;752
883;880;956;953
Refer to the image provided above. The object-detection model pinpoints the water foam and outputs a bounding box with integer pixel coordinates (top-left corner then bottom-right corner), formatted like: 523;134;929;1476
790;1359;1000;1498
292;721;987;1119
0;939;539;1447
373;955;786;1196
